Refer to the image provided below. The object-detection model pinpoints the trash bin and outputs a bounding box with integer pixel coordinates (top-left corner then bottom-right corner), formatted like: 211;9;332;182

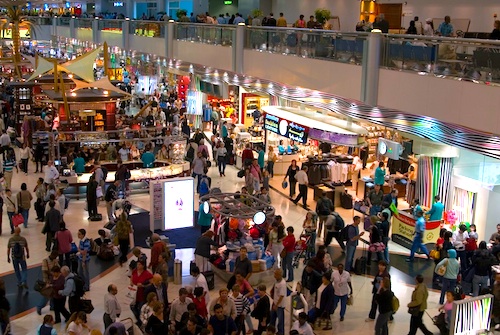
174;259;182;285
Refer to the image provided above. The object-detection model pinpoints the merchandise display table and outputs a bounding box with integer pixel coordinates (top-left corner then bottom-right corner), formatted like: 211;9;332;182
61;161;190;199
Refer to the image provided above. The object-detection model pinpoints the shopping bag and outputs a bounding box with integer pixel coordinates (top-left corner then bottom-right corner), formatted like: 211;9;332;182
347;294;354;305
124;285;137;305
80;299;94;314
96;186;103;198
129;232;135;249
12;213;24;227
435;260;448;276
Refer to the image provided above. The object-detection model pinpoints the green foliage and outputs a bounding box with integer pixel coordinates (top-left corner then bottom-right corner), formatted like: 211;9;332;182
314;8;331;24
251;9;263;19
176;9;187;18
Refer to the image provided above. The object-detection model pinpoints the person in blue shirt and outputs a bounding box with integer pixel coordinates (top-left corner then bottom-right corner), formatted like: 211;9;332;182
426;195;444;221
406;210;430;262
233;13;245;25
73;153;85;175
278;140;286;155
141;145;155;168
221;121;228;139
437;16;454;37
412;198;422;217
374;161;386;186
217;14;225;24
257;146;265;170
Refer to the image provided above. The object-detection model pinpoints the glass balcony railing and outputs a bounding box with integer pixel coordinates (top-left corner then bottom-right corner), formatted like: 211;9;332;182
383;34;500;84
175;23;235;46
98;19;124;32
129;20;165;38
56;17;71;26
75;18;93;29
245;26;367;64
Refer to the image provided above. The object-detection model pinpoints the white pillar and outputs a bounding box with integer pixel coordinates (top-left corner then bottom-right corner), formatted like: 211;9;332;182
362;30;382;106
232;23;245;74
122;19;130;51
166;20;174;59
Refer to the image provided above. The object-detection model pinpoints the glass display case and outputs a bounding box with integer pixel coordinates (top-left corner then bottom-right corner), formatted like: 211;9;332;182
170;141;186;164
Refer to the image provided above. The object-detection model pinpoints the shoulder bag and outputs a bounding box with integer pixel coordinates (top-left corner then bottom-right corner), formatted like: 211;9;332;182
408;305;421;316
435;259;448;276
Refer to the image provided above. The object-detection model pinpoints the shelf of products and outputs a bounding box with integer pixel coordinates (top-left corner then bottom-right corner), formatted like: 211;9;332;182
94;111;106;132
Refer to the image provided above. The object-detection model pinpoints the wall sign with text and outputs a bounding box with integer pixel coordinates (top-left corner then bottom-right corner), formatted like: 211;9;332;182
264;113;309;144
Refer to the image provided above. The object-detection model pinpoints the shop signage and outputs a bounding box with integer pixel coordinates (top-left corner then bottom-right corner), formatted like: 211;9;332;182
264;113;309;144
308;128;359;146
391;212;441;250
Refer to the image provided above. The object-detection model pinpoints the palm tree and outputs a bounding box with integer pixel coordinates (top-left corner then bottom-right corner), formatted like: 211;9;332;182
0;1;34;75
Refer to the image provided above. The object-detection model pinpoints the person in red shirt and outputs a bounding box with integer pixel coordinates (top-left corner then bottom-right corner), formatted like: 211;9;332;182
149;234;167;273
193;287;208;319
282;226;296;282
131;260;154;326
241;144;254;167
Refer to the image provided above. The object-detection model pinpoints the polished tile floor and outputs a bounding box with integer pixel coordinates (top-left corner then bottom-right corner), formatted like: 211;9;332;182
5;157;448;335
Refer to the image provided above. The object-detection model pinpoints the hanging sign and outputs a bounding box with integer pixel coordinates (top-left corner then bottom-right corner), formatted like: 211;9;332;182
264;113;309;143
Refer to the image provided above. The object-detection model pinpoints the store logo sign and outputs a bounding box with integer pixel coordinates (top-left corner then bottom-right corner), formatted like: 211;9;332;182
264;113;308;143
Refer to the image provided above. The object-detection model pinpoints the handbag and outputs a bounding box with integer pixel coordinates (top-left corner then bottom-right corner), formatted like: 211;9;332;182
124;285;137;305
435;259;448;276
368;242;386;252
282;181;288;189
280;247;287;259
429;249;440;260
34;279;46;292
347;294;353;305
408;305;421;316
80;299;94;314
12;213;24;227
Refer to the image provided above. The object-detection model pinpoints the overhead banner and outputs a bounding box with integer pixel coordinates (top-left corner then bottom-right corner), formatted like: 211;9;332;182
264;113;309;144
308;128;359;146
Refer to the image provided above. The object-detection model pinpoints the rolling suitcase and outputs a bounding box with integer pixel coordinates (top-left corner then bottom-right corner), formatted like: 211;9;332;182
354;256;367;275
341;191;353;209
203;271;215;290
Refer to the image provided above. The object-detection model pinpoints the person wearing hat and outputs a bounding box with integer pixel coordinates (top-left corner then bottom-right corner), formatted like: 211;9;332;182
436;249;460;304
423;18;434;36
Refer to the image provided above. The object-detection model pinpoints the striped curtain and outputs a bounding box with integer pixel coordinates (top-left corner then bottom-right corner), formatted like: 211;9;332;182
452;188;476;224
415;156;453;208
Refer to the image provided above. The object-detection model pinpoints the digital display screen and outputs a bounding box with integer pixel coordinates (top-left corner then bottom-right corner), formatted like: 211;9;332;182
163;178;194;230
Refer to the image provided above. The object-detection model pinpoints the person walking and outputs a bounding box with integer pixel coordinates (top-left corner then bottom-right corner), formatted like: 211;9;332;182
293;166;309;209
7;227;29;288
366;260;391;322
345;216;365;272
284;160;299;198
472;241;496;296
268;222;285;269
216;142;227;177
331;264;352;321
17;182;32;228
36;250;59;315
51;265;71;323
407;274;434;335
115;212;133;266
3;149;17;189
77;229;91;292
406;210;431;262
309;273;335;330
282;226;296;282
5;188;16;234
316;192;333;241
58;266;79;314
266;146;277;178
436;249;460;304
34;177;46;222
19;142;30;174
103;284;121;330
43;201;61;252
86;175;99;219
374;277;394;335
55;221;73;267
270;269;286;335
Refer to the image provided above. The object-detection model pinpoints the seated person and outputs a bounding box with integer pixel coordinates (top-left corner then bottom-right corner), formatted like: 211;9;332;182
95;229;112;247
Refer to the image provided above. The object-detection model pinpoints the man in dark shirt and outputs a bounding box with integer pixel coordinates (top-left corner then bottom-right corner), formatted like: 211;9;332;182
44;201;61;251
180;317;202;335
227;246;252;290
105;180;120;222
491;236;500;260
208;304;237;335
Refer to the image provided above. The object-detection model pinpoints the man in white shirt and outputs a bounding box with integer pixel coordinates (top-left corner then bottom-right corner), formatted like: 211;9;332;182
169;287;193;332
293;166;309;209
191;266;211;306
270;269;286;335
44;161;59;185
292;312;314;335
103;284;121;330
452;224;469;272
331;264;352;321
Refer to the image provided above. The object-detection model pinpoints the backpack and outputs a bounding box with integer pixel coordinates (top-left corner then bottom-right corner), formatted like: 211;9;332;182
101;166;108;182
70;274;85;298
12;241;24;259
64;197;70;209
392;294;400;313
199;176;210;196
340;224;353;242
332;212;345;231
317;198;331;215
187;146;195;161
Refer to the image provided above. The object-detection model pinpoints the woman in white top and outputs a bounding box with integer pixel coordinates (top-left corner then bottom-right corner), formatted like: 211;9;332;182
216;142;228;177
423;18;434;36
19;142;30;175
66;312;89;335
452;224;469;272
331;263;352;321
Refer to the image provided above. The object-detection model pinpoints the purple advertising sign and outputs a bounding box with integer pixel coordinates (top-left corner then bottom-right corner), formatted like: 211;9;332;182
308;128;359;146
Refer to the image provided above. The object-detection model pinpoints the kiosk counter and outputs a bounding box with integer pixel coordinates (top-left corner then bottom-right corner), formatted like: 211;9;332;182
391;209;442;250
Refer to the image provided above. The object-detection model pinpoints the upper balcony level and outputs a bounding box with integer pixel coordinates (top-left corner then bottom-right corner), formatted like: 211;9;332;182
28;17;500;144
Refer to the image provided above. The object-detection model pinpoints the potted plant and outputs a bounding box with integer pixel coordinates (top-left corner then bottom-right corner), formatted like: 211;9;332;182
251;9;263;19
313;9;333;58
314;8;332;27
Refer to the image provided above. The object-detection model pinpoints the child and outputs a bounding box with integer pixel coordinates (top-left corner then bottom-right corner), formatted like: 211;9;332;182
258;188;271;204
438;291;456;328
262;170;270;190
192;286;208;319
36;314;57;335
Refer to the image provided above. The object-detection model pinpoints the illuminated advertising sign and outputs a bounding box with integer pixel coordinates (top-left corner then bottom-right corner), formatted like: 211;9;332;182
264;113;309;144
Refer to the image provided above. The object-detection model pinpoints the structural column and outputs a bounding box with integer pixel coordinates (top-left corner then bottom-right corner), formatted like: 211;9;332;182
69;17;76;39
232;23;245;74
92;18;100;44
122;19;130;51
166;20;174;59
51;16;58;42
361;30;382;106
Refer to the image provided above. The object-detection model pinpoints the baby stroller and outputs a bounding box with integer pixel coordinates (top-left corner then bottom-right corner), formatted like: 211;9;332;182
120;317;144;335
292;231;312;268
427;311;448;335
